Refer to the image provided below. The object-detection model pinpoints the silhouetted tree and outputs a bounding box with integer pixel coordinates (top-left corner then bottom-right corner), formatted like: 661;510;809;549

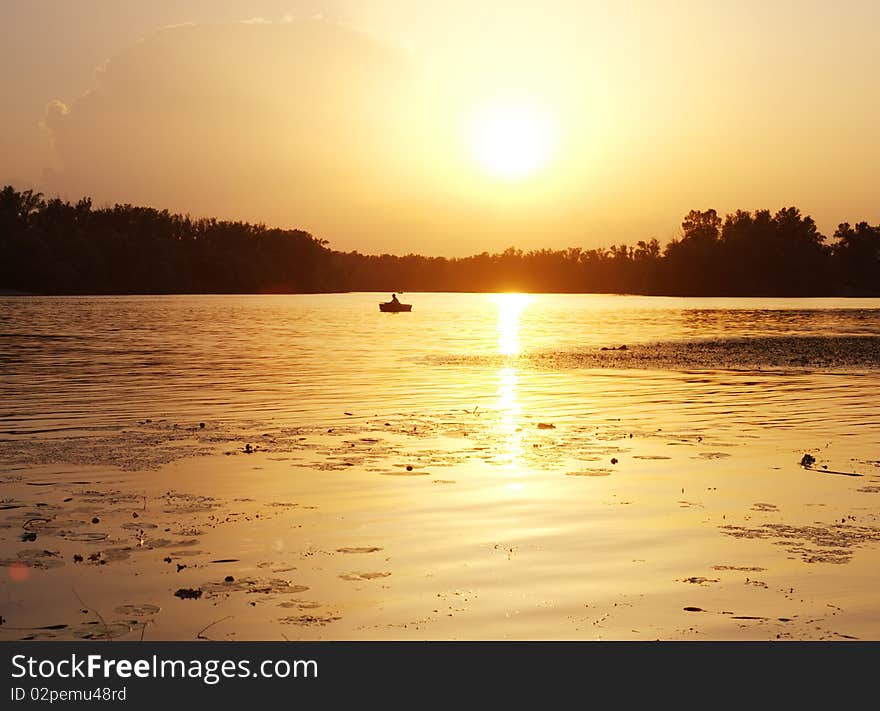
833;222;880;295
0;185;876;296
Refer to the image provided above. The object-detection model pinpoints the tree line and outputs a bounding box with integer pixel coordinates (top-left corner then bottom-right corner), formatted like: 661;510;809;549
1;186;877;296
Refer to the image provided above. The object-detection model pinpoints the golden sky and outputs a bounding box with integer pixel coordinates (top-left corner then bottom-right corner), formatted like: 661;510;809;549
2;1;878;255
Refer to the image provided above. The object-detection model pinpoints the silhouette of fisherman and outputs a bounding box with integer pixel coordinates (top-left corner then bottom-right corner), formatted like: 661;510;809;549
390;293;400;304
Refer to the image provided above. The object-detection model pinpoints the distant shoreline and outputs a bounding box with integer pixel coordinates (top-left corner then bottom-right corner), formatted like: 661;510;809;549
2;290;880;298
3;186;879;298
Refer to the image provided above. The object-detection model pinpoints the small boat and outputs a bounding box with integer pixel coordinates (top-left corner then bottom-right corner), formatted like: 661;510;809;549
379;300;412;312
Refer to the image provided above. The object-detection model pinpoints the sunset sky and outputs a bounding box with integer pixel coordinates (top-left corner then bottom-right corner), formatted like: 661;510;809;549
2;1;878;256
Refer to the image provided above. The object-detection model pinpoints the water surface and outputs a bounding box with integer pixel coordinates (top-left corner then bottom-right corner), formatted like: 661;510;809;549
3;293;879;435
2;293;879;640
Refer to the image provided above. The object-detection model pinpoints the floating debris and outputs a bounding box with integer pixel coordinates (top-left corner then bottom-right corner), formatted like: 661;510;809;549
339;572;391;581
279;613;341;627
751;503;778;512
173;588;203;600
566;469;612;477
115;604;160;617
1;549;65;570
199;578;308;597
697;452;731;460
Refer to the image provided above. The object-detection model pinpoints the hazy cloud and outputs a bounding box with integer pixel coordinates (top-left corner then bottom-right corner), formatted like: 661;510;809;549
42;99;70;126
42;18;434;252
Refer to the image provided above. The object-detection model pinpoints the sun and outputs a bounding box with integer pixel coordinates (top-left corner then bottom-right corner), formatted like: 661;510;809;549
468;100;556;180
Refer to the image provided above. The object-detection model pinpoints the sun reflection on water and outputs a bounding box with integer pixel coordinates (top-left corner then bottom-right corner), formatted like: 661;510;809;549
496;366;522;469
491;294;532;472
492;293;532;356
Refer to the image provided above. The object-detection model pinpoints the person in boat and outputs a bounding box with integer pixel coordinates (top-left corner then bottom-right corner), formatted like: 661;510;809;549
390;293;400;304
